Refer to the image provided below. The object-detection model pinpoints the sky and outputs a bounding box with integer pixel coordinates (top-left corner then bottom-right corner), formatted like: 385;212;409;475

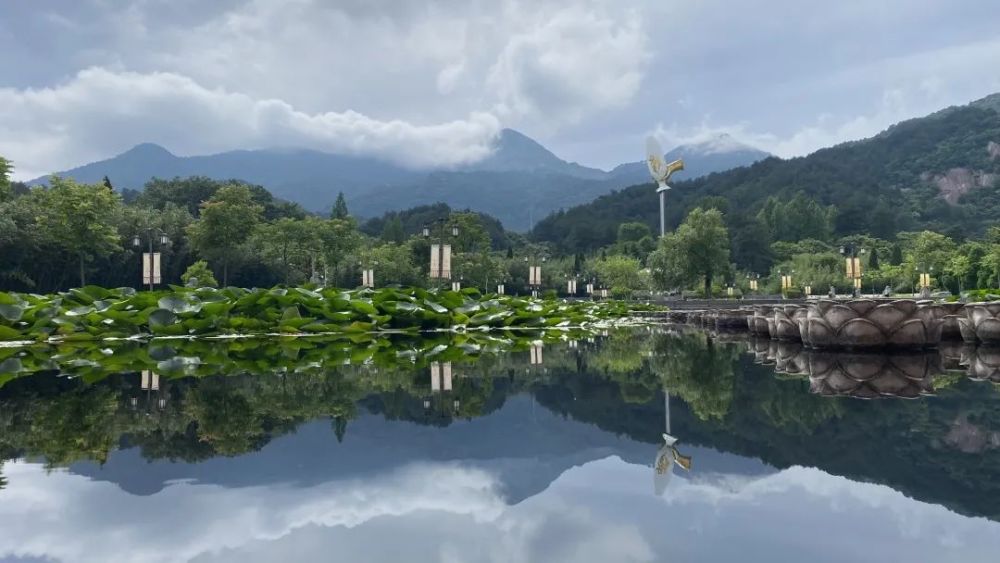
2;0;1000;179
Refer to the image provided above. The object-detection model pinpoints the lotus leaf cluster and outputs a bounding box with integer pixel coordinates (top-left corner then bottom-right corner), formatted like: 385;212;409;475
0;286;652;343
0;328;601;386
958;303;1000;345
803;300;943;350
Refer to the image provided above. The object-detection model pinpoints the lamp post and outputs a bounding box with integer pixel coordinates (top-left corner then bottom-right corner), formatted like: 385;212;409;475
779;270;794;296
524;254;546;298
747;273;759;294
918;265;934;297
132;229;169;291
360;259;378;288
840;244;866;298
567;277;578;297
423;220;459;285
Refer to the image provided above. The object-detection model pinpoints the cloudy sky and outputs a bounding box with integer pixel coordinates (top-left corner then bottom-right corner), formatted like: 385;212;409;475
2;0;1000;179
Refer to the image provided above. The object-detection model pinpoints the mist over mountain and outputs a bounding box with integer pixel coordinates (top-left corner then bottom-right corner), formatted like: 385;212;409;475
29;129;769;231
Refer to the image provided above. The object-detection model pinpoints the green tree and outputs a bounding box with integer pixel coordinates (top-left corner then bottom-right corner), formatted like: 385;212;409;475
648;207;730;296
0;156;11;202
381;216;405;244
254;217;324;284
320;218;363;287
594;255;644;298
758;193;836;242
332;192;350;220
181;260;219;287
369;243;422;286
35;177;123;287
187;185;263;286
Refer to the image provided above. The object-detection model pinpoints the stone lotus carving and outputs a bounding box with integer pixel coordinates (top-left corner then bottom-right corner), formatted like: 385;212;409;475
803;299;944;350
769;341;808;376
960;345;1000;382
774;305;805;341
958;302;1000;345
750;337;772;364
806;350;940;399
747;305;774;336
938;303;965;341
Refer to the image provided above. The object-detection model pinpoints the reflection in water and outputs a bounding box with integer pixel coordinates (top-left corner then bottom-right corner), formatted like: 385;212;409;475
1;327;1000;561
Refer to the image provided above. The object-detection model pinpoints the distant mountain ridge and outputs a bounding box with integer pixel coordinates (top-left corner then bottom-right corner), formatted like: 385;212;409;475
29;128;769;231
531;92;1000;254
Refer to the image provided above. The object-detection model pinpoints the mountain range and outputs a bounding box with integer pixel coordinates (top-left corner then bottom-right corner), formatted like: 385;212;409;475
532;92;1000;255
28;129;769;231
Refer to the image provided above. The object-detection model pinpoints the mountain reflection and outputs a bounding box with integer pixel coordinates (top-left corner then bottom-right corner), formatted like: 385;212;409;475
1;327;1000;523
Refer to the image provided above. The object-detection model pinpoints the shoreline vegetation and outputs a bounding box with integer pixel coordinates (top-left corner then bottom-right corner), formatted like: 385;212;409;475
0;285;659;344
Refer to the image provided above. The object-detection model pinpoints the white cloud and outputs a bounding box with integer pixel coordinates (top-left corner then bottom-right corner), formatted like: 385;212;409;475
0;0;650;179
0;67;502;179
487;4;647;126
4;0;1000;176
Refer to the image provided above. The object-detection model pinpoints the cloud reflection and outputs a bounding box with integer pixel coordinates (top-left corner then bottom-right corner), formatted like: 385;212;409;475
3;454;1000;563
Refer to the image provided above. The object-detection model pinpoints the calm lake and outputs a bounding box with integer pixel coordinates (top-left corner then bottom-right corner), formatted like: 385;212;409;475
1;327;999;562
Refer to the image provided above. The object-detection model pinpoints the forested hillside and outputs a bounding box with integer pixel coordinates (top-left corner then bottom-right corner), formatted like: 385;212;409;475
532;99;1000;270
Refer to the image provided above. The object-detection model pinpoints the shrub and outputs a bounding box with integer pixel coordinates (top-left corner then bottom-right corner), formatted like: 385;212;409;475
181;261;219;288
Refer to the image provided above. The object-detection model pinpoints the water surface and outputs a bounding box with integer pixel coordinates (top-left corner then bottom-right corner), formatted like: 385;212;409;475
2;328;999;562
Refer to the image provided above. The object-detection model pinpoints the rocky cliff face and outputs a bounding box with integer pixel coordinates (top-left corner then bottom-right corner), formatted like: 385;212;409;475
925;141;1000;204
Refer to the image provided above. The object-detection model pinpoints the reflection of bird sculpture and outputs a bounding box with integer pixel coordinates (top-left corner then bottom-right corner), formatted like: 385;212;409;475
654;432;692;496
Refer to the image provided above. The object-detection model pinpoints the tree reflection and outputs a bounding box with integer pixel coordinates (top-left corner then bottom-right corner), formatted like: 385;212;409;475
1;329;1000;521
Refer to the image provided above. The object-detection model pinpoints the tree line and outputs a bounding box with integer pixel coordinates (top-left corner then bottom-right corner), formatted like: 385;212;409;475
0;160;638;295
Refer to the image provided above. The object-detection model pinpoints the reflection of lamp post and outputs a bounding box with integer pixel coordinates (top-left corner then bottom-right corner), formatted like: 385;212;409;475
132;229;169;291
567;277;578;297
425;362;461;417
424;220;459;283
529;341;544;365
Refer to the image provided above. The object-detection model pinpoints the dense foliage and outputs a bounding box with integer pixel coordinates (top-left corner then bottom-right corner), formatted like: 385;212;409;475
532;104;1000;267
0;285;653;342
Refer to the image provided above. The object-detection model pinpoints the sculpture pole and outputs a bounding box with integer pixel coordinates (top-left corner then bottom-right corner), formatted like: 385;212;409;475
658;184;668;237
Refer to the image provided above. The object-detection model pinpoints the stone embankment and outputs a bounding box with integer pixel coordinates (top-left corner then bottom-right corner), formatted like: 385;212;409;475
652;299;1000;350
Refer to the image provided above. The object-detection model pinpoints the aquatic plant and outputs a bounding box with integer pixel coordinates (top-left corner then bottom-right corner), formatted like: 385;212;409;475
0;285;655;343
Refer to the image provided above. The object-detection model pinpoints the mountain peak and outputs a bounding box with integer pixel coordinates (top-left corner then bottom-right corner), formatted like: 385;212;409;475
121;142;175;158
970;92;1000;114
680;134;764;156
